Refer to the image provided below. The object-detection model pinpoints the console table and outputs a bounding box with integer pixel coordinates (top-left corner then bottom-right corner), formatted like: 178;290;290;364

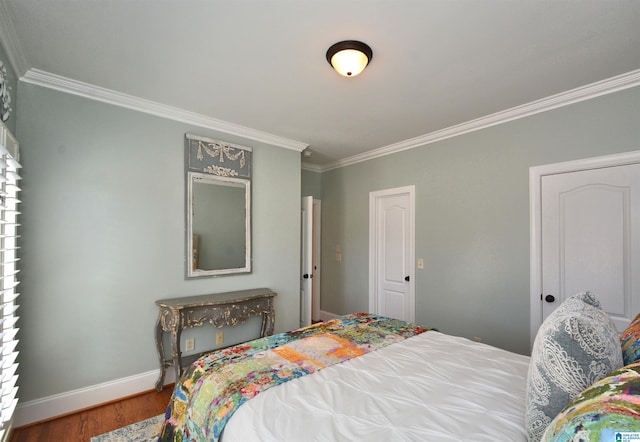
154;287;276;391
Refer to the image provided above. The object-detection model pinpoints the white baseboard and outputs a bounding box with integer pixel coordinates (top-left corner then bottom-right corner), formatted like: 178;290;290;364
14;369;176;428
319;310;340;321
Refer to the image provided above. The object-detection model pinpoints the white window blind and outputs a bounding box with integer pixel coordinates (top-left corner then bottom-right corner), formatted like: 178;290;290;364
0;123;20;442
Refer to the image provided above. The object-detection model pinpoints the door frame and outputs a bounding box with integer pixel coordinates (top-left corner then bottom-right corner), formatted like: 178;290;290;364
368;185;416;321
529;150;640;349
312;199;322;322
300;196;313;327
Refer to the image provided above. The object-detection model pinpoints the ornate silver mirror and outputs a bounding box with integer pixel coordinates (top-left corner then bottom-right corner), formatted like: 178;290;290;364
185;134;252;278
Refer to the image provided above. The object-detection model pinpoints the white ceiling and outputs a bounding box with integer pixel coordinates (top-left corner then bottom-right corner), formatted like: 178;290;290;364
2;1;640;167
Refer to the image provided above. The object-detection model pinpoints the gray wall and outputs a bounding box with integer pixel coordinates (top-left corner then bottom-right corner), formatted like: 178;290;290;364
16;82;301;402
320;86;640;355
301;168;322;199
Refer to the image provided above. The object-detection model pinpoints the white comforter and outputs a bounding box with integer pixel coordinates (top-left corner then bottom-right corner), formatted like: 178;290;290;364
221;331;530;441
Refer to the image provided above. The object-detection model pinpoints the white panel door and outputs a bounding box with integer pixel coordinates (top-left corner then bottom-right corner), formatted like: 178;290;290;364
300;196;313;327
541;163;640;331
370;186;415;323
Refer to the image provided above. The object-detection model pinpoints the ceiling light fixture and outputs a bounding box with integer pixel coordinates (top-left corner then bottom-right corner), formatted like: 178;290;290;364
326;40;373;77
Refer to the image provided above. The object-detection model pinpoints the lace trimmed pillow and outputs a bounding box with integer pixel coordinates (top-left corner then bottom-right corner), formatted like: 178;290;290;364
525;292;623;441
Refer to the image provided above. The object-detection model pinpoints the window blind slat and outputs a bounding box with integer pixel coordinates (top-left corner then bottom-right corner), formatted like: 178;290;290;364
0;375;17;399
0;270;21;280
0;327;18;342
0;271;19;279
1;258;19;265
0;392;17;418
0;362;17;385
1;304;18;317
0;234;21;239
0;315;18;330
1;340;18;357
0;297;19;309
0;351;18;370
5;159;20;170
0;390;18;419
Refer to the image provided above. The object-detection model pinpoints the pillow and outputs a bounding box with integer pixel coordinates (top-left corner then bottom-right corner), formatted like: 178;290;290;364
525;292;624;441
621;313;640;365
542;362;640;441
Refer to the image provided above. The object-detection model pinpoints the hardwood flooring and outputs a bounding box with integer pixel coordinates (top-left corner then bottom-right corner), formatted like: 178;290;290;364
10;386;174;442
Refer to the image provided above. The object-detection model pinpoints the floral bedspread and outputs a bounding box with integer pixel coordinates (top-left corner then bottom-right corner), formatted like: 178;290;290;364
159;312;429;442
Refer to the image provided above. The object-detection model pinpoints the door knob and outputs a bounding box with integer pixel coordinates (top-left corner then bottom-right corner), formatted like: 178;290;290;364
303;274;309;279
545;294;555;303
404;276;410;282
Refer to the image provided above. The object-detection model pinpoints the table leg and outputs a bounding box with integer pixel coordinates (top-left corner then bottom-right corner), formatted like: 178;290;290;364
154;317;166;392
260;300;275;337
171;327;183;382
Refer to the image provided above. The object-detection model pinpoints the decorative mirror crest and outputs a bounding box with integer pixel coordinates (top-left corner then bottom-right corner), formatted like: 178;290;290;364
185;134;252;278
186;134;252;179
0;60;12;122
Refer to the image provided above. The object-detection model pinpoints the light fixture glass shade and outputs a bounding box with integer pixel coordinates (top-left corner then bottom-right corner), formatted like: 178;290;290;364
330;49;369;77
326;40;373;77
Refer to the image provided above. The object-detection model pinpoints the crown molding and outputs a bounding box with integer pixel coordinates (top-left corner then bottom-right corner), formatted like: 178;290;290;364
320;69;640;172
16;66;640;166
301;162;323;173
0;0;29;76
20;68;308;152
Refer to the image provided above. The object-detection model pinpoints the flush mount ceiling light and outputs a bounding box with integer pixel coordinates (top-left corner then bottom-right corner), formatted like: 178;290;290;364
326;40;373;77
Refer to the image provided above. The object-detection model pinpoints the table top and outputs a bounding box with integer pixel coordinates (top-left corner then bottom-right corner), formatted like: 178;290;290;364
156;287;276;309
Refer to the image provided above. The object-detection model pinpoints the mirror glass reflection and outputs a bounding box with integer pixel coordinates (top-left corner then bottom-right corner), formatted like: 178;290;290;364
187;172;251;277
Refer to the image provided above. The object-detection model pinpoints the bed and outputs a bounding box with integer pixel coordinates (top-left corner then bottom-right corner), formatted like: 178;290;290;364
160;296;640;441
220;329;529;441
159;312;530;441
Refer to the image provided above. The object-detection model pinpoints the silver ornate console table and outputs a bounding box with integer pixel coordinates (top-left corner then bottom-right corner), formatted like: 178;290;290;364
154;287;276;391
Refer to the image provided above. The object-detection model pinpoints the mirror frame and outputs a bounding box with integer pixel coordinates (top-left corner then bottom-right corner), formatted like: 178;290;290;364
185;134;252;278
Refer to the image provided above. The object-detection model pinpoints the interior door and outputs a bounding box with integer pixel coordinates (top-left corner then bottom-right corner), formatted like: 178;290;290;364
541;163;640;331
300;196;313;327
369;186;415;322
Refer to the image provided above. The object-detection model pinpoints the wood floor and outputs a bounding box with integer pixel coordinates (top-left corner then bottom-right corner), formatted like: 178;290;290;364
10;386;174;442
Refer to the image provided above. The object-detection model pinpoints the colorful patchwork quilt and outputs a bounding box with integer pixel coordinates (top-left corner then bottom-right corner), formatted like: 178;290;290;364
159;312;430;441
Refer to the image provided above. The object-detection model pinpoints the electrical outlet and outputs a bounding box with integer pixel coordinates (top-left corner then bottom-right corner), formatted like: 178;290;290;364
185;338;195;352
417;258;424;269
216;332;224;345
